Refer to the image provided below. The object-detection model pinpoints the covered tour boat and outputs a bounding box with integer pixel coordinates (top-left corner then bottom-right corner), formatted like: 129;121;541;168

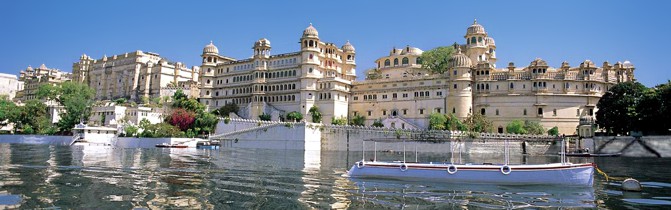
347;137;594;186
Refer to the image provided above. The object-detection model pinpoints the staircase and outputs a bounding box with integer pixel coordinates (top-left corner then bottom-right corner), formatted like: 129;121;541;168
209;123;284;140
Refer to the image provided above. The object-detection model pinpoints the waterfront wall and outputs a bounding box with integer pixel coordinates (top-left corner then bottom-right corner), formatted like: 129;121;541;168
589;136;671;157
215;120;560;154
0;135;73;145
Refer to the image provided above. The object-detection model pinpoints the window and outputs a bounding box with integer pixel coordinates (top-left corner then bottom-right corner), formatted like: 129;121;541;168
403;109;407;115
367;111;372;116
393;58;399;66
436;108;442;113
382;95;388;99
481;108;486;115
416;57;422;64
553;109;557;116
402;57;409;65
353;96;358;100
419;109;424;114
402;93;408;98
496;109;499;115
589;109;594;116
454;84;457;89
437;91;443;96
383;110;387;116
392;93;397;99
523;109;527;115
384;59;390;67
538;108;543;116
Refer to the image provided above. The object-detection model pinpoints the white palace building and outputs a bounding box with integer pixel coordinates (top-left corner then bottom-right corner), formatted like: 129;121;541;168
198;21;636;134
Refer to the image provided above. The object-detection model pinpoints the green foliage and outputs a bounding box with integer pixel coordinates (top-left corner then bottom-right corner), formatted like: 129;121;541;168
194;112;218;135
331;116;347;125
114;98;127;105
124;125;139;137
224;117;231;124
428;113;447;130
372;119;384;127
547;126;559;136
38;82;95;134
419;46;455;74
214;103;239;117
596;81;647;135
635;81;671;135
464;113;493;133
140;96;150;105
259;113;271;121
139;122;184;138
506;120;527;134
8;100;49;134
286;111;303;122
308;106;322;123
23;124;34;134
445;113;467;131
0;97;17;126
350;115;366;126
524;120;545;135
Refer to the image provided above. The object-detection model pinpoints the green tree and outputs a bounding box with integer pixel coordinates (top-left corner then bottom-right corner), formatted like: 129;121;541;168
445;113;467;131
124;124;139;137
194;112;218;135
428;113;447;130
596;81;647;135
140;123;184;138
523;120;545;135
37;82;95;134
350;115;366;126
286;111;303;122
308;106;322;123
0;97;17;126
464;113;493;133
418;46;455;74
215;103;239;117
637;81;671;135
113;98;127;105
372;119;384;127
259;113;271;121
331;116;347;125
506;120;527;134
547;126;559;136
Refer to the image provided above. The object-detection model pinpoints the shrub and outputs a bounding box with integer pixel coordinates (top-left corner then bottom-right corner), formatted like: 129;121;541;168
331;116;347;125
372;119;384;127
286;111;303;122
259;113;271;121
547;126;559;136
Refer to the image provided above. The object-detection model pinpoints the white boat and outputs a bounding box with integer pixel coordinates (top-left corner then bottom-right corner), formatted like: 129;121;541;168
347;137;595;186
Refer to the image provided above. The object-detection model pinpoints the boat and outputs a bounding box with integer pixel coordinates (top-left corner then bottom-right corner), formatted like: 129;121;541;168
155;143;188;148
196;141;220;149
559;152;621;157
347;137;595;186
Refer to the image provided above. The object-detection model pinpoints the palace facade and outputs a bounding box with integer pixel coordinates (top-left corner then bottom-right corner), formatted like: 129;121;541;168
16;64;72;102
349;20;636;134
199;24;356;122
72;50;200;101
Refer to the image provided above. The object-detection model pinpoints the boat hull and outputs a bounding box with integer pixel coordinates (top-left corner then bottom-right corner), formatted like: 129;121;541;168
348;162;594;186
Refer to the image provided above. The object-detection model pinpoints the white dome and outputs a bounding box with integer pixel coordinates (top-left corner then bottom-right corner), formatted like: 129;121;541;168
401;46;423;55
254;38;271;48
341;40;355;52
466;19;486;35
530;58;548;66
389;47;402;56
203;41;219;54
303;23;319;38
485;37;495;46
449;48;472;68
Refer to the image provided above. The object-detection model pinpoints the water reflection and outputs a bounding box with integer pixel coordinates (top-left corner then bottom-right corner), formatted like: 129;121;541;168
0;143;669;209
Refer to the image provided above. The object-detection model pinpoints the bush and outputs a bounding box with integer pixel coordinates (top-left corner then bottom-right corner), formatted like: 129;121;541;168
308;106;322;123
372;119;384;127
506;120;527;134
547;126;559;136
428;113;447;130
259;113;271;121
216;103;239;117
286;111;303;122
350;115;366;126
524;120;545;135
331;116;347;125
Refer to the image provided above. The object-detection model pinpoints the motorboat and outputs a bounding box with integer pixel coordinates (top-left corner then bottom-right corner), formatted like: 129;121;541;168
155;143;188;148
196;141;220;149
347;137;594;186
559;152;621;157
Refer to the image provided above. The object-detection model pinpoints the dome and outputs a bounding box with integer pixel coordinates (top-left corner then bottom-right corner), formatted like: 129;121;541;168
341;40;355;52
466;19;486;35
485;37;495;46
203;41;219;54
401;46;423;55
581;60;595;68
38;64;47;69
389;47;402;56
530;58;548;66
623;60;634;68
254;38;271;48
303;23;319;38
26;65;33;71
449;48;472;68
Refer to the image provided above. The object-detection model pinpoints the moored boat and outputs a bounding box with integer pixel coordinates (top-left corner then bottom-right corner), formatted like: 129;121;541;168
346;136;595;186
155;143;188;148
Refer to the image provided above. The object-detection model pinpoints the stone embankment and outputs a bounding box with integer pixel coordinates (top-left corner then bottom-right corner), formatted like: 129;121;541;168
587;136;671;157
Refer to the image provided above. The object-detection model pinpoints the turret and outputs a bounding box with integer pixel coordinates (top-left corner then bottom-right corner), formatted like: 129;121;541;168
446;48;473;119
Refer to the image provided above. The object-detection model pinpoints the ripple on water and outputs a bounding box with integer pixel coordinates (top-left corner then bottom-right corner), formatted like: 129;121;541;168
622;198;671;205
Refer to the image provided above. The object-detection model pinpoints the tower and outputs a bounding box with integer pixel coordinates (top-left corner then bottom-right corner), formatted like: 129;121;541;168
464;19;489;65
341;40;356;76
447;48;473;119
200;41;219;109
250;38;271;118
299;23;321;118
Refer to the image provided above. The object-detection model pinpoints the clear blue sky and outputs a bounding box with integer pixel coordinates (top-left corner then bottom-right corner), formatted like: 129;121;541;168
1;0;668;87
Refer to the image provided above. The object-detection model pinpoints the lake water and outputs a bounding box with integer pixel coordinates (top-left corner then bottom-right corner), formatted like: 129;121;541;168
0;143;670;209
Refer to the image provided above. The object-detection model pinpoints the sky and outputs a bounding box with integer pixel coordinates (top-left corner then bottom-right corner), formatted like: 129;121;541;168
1;0;669;87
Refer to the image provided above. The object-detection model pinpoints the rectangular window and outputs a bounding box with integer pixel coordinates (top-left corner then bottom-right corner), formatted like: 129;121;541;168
403;93;408;98
383;110;387;116
435;108;442;113
403;109;407;115
353;111;358;116
392;93;397;99
353;96;358;100
382;95;387;99
367;111;372;116
436;91;443;96
419;109;424;115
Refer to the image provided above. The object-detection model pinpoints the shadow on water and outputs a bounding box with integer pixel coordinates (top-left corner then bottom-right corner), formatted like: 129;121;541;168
0;143;670;209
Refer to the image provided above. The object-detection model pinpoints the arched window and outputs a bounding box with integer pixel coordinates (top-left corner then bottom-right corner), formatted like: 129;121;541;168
402;57;409;65
416;57;422;64
393;58;399;66
478;37;483;43
384;59;390;67
481;108;486;115
510;83;514;89
471;37;476;44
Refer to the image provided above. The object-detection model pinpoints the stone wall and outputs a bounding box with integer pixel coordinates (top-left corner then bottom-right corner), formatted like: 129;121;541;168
0;135;74;145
